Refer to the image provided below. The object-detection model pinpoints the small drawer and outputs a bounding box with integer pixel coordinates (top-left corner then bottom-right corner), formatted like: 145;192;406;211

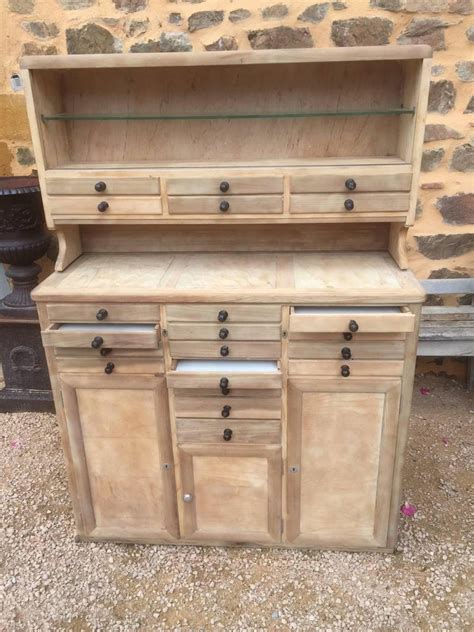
289;340;406;360
166;304;281;323
45;175;160;196
42;323;160;349
290;307;415;334
289;359;404;377
55;348;163;359
168;195;283;215
174;396;281;420
176;419;281;445
291;169;412;193
56;356;164;374
166;176;283;195
47;303;160;323
169;341;281;360
290;193;409;214
166;323;281;341
167;360;282;391
49;196;162;219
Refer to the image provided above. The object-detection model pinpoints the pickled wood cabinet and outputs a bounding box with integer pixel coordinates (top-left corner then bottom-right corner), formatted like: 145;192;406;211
60;374;178;541
286;378;401;548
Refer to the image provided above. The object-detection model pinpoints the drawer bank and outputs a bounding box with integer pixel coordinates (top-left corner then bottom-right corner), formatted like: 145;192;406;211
23;45;431;551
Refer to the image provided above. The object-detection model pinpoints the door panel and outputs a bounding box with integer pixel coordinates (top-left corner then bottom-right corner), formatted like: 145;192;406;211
60;374;178;541
287;378;400;548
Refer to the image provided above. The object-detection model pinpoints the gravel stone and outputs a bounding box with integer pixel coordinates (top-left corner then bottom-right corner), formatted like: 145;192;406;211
298;3;330;24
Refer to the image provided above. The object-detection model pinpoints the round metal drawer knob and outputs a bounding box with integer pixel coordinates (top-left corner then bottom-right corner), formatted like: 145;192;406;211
183;493;193;503
345;178;357;191
341;365;350;378
221;405;232;418
218;310;228;322
91;336;104;349
94;181;106;192
220;345;230;357
104;362;115;374
97;201;109;213
219;200;230;212
341;347;352;360
220;181;230;192
96;308;108;321
219;327;229;339
343;332;353;341
349;319;359;333
223;428;233;442
344;199;354;211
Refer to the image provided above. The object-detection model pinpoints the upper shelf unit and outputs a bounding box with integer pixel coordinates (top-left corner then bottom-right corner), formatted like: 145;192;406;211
22;47;431;170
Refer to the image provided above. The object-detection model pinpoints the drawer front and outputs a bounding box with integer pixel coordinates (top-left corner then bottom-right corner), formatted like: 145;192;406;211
289;359;404;377
289;340;406;360
49;196;162;218
167;373;282;390
169;341;281;360
45;176;160;196
168;195;283;215
174;396;281;419
42;325;160;349
290;193;409;214
56;357;164;374
166;323;281;341
47;303;160;323
176;419;281;445
55;348;163;359
291;170;412;193
173;388;281;398
290;311;415;334
166;304;281;323
167;176;283;195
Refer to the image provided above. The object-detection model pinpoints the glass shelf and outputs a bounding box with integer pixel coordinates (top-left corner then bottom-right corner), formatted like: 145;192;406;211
41;108;415;122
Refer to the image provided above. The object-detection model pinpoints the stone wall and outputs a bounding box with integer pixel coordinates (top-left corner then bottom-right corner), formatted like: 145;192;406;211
1;0;473;282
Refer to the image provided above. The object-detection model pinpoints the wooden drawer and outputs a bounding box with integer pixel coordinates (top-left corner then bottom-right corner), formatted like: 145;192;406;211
173;387;281;398
289;359;404;377
49;196;162;218
166;304;281;323
55;348;163;359
289;340;406;360
45;175;160;196
42;323;160;349
166;323;281;341
168;195;283;215
167;176;283;195
290;193;409;214
167;361;282;391
169;341;281;360
176;419;281;445
290;307;415;334
291;168;412;193
56;356;164;374
174;396;281;419
47;303;160;323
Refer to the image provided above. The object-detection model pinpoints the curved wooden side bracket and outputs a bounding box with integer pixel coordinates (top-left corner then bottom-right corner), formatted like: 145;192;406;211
55;226;82;272
388;223;408;270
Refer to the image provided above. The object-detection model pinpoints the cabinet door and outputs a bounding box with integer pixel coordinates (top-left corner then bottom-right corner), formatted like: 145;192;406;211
287;378;401;549
60;374;178;542
179;444;282;544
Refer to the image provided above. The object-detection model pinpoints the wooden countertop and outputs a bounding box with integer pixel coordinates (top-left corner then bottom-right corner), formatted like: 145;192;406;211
32;252;425;304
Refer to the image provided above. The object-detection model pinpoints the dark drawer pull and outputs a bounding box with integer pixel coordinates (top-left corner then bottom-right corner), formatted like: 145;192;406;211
104;362;115;374
220;181;230;193
341;347;352;360
220;345;230;357
96;308;108;321
94;181;106;192
91;336;104;349
345;178;356;191
219;200;230;212
221;405;232;418
219;327;229;340
97;201;109;213
341;365;350;378
223;428;233;442
218;310;228;322
343;332;353;341
349;319;359;333
344;199;354;211
219;376;230;395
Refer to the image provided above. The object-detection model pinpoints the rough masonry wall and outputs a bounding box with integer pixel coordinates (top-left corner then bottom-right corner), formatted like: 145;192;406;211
0;0;473;281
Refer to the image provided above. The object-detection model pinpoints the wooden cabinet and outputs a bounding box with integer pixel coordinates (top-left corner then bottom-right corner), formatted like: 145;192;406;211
178;444;282;544
60;374;178;541
286;378;401;549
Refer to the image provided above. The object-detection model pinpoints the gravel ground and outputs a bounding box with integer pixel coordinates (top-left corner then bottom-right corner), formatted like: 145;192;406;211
1;375;473;631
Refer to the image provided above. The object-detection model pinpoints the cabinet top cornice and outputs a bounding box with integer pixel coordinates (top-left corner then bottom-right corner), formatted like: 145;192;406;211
21;45;432;71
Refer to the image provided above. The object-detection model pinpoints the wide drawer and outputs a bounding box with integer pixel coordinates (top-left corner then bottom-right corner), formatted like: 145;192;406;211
169;341;281;360
290;307;415;334
49;196;162;218
167;360;282;390
45;176;160;196
42;323;160;349
289;340;406;360
47;303;160;323
174;396;281;419
289;359;404;377
168;195;283;215
56;356;164;374
176;419;281;445
291;168;412;193
166;323;281;341
166;176;283;195
290;193;409;214
166;304;281;323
